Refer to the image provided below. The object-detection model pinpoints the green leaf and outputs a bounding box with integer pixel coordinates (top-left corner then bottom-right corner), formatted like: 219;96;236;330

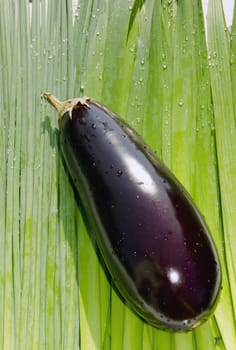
0;0;235;349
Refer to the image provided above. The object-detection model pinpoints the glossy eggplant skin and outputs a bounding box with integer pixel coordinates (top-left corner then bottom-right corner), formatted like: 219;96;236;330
47;95;221;331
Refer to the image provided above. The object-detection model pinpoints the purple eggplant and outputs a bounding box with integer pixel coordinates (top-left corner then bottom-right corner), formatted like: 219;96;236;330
43;93;221;331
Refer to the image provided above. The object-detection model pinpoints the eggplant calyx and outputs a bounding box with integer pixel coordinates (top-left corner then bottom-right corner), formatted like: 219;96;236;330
43;92;91;124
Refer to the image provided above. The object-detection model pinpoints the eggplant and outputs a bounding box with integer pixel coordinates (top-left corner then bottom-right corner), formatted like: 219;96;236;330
43;92;221;331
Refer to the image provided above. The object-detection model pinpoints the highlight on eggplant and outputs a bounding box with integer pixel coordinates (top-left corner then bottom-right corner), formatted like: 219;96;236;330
43;92;221;332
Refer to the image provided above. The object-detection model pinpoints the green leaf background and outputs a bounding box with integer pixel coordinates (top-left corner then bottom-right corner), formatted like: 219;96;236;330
0;0;235;349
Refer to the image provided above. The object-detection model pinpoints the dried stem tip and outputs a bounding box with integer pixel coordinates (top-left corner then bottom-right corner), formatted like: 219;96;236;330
43;92;91;122
43;92;64;113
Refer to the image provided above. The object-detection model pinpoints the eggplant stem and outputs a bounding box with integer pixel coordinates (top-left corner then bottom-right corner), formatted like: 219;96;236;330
43;92;91;125
43;92;64;113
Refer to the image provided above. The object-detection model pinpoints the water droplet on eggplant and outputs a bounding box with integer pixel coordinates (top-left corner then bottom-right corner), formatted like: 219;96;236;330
43;93;222;332
116;170;123;177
